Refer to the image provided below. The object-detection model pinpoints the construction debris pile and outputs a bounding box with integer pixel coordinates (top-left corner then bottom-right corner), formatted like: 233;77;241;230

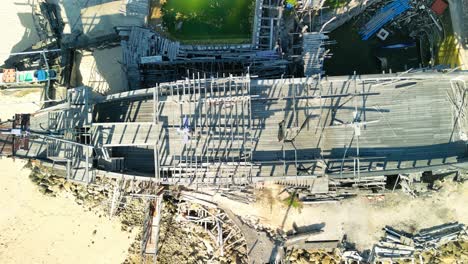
28;163;112;205
369;222;467;262
125;196;251;264
175;195;249;263
281;222;467;263
284;248;342;264
417;239;468;263
359;0;412;40
356;0;445;63
140;200;223;264
218;185;256;204
276;175;389;204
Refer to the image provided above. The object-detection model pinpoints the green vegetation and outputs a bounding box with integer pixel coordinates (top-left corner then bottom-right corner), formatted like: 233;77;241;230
161;0;254;44
325;0;350;9
283;193;303;211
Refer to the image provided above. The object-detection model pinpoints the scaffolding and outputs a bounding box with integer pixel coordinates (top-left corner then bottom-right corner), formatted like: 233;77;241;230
38;87;94;182
141;192;163;264
119;26;288;87
154;74;253;185
252;0;283;49
74;72;468;190
302;32;331;77
176;193;248;259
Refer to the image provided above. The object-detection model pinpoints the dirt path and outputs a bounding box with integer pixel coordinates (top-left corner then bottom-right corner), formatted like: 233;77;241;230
0;158;135;264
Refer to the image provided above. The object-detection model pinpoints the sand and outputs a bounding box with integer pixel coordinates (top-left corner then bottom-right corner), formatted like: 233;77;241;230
0;89;43;121
76;47;128;95
0;3;136;262
0;0;42;121
0;0;40;64
0;158;135;264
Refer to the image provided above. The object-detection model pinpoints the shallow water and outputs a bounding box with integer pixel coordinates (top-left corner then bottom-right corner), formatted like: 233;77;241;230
162;0;253;41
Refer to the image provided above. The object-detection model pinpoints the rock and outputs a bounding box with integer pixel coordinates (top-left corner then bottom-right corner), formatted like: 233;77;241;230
63;181;73;192
87;188;98;195
47;176;61;185
38;185;48;194
321;255;332;264
47;184;61;193
202;239;213;254
76;189;88;199
438;256;457;263
433;180;444;190
289;251;298;261
76;198;84;205
218;256;228;263
93;194;104;200
35;171;46;180
55;177;66;184
309;255;319;262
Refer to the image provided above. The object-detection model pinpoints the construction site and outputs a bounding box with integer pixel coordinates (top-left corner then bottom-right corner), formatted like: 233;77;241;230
0;0;468;263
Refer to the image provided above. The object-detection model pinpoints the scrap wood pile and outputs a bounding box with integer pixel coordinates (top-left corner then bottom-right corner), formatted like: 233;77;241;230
218;185;256;204
175;194;249;263
369;222;467;262
285;248;342;264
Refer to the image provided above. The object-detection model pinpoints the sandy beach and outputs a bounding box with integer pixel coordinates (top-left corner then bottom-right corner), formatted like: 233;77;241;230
0;158;135;264
0;1;135;263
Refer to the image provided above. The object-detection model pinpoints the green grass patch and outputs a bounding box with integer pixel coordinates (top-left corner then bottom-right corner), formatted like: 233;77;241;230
161;0;254;44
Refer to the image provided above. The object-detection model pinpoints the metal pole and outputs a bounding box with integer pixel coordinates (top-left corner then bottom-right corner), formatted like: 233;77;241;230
86;145;90;183
7;49;61;56
153;85;160;181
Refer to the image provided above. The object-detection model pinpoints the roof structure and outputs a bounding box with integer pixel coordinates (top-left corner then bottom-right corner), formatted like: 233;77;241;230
87;72;468;184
